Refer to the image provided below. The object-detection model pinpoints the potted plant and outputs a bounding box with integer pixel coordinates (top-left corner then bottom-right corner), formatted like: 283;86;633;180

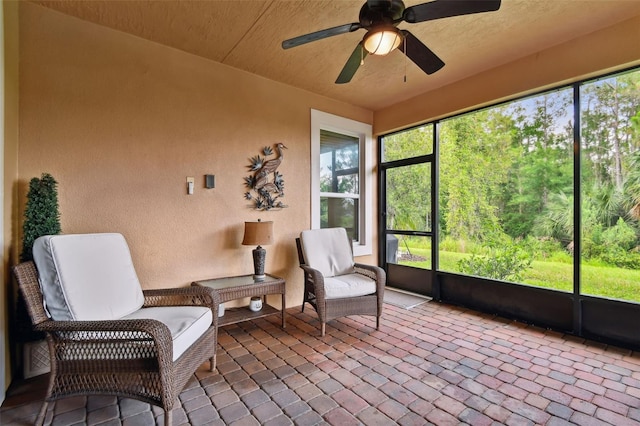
20;173;61;262
16;173;61;377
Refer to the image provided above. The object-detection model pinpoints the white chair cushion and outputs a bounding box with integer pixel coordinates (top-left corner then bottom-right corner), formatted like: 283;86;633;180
324;273;377;300
122;306;213;361
300;228;355;278
33;233;145;321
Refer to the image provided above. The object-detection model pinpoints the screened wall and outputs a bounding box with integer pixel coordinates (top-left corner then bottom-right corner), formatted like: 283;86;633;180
380;67;640;349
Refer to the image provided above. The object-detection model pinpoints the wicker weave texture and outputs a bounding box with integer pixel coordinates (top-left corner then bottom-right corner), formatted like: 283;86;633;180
192;274;286;368
295;236;386;336
13;261;216;426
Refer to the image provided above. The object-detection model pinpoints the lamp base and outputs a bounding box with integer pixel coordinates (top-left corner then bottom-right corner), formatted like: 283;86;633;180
252;245;266;281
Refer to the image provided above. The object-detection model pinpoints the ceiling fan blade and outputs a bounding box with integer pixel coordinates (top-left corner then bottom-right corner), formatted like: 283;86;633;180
399;30;445;75
404;0;501;23
282;23;361;49
336;44;368;84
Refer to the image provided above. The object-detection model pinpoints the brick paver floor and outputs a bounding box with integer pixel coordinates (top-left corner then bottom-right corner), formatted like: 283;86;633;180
2;298;639;425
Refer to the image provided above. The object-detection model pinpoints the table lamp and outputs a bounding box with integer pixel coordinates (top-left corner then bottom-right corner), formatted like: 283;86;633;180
242;219;273;281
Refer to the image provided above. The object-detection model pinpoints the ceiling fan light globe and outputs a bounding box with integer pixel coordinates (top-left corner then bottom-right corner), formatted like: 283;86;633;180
363;28;402;55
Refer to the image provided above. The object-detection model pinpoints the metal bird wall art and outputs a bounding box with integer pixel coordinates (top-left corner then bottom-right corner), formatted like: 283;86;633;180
244;143;288;210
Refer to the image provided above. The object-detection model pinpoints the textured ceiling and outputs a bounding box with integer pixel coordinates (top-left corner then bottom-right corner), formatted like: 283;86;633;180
32;0;640;111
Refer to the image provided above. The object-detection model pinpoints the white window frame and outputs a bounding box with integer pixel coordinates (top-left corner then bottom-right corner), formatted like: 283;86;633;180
311;109;373;256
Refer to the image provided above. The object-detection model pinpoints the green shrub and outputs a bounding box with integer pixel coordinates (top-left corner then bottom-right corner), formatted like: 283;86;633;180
582;235;604;260
599;246;640;270
522;236;569;262
21;173;61;262
601;218;638;251
458;243;533;281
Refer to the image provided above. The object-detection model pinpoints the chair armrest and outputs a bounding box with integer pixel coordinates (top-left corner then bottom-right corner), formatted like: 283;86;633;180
355;263;386;317
354;263;386;291
143;286;215;310
34;318;173;363
299;264;327;300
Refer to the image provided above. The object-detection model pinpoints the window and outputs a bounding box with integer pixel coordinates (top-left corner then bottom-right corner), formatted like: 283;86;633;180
311;110;373;256
380;66;640;305
438;89;575;289
320;130;360;238
580;69;640;303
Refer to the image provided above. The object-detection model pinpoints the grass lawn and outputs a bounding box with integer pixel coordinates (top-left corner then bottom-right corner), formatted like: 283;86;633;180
397;249;640;303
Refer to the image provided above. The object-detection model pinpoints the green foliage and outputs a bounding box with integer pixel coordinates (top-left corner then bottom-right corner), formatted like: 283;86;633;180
434;249;640;302
600;246;640;270
21;173;61;262
522;235;571;262
439;110;515;242
439;236;482;254
438;237;460;253
545;250;573;264
601;217;637;251
581;222;604;259
457;243;533;281
590;183;624;227
386;163;431;231
386;68;640;299
623;151;640;219
382;124;433;162
502;90;574;239
319;136;358;227
380;126;434;232
582;216;640;269
585;217;640;269
319;140;358;194
532;191;573;245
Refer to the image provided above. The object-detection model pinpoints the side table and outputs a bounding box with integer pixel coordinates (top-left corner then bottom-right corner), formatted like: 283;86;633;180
192;274;286;369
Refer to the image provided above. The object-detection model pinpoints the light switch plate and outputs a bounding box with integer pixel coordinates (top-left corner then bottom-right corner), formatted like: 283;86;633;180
186;177;195;195
205;175;215;188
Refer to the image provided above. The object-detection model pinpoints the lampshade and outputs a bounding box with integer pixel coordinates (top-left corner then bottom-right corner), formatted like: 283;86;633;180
242;220;273;246
363;27;402;56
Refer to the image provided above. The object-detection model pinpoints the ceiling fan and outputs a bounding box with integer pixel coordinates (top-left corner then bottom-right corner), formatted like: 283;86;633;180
282;0;501;84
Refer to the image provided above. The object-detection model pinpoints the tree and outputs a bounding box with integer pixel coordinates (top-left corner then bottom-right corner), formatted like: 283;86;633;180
580;71;640;262
582;73;640;191
383;126;432;231
502;90;574;239
439;109;515;244
532;191;573;245
624;150;640;220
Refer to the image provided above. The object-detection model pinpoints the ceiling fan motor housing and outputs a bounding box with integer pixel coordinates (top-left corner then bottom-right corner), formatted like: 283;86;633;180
359;0;406;28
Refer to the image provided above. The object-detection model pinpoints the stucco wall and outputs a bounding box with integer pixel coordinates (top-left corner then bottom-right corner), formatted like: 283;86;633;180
16;2;374;309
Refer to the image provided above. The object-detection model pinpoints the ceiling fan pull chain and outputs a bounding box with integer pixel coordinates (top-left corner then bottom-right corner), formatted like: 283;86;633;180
403;36;407;83
360;46;365;66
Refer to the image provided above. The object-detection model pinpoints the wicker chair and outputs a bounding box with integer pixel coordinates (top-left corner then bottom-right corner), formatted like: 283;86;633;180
13;233;217;426
296;228;385;336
